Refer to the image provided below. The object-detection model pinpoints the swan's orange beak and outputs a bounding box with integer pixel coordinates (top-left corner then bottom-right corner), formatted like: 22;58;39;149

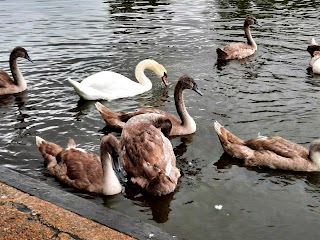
162;72;168;87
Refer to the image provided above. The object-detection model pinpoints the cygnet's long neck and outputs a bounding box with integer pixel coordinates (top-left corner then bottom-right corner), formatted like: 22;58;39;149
101;147;122;195
134;59;155;90
244;24;257;51
309;140;320;168
174;82;196;130
10;54;27;91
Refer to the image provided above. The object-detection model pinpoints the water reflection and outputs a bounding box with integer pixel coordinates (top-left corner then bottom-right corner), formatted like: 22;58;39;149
214;152;244;170
173;134;194;157
0;91;27;108
0;91;30;144
68;99;96;121
215;55;257;71
124;181;176;223
107;0;171;32
108;0;169;16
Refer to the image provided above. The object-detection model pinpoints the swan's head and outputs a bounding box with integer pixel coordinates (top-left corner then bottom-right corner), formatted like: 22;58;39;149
307;45;320;57
177;75;203;96
245;16;261;27
11;46;33;63
153;62;168;87
143;59;168;87
100;134;125;178
309;139;320;167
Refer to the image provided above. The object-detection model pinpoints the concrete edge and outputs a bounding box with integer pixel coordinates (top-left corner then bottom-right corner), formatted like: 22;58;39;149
0;166;178;240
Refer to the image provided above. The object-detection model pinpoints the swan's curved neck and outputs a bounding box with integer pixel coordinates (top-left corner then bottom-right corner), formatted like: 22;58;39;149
310;151;320;167
244;25;257;50
10;54;27;91
174;83;195;128
310;55;320;66
101;151;122;195
134;60;154;90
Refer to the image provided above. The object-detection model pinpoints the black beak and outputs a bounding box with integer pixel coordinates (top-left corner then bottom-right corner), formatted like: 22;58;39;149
26;54;33;63
255;20;262;27
162;72;169;87
111;151;127;184
192;83;203;96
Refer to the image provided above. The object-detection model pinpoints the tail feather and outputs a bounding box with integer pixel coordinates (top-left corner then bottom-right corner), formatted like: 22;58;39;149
35;136;63;165
216;48;228;60
214;121;244;145
95;102;118;117
214;121;254;160
68;77;95;100
68;77;83;96
95;101;120;120
67;138;76;149
36;136;45;147
95;102;124;129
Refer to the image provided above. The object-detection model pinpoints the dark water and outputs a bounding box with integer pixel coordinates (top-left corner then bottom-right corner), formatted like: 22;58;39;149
1;0;320;239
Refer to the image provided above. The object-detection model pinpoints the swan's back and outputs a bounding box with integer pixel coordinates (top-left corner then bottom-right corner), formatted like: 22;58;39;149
0;70;14;88
81;71;135;87
36;136;104;192
245;136;309;159
57;148;103;191
71;71;151;100
222;42;256;59
121;113;180;195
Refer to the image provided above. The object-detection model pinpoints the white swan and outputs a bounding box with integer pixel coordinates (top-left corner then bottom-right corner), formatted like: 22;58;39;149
307;38;320;75
67;59;168;100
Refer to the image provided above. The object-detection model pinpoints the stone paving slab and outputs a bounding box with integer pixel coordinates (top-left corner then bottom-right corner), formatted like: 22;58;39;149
0;166;178;240
0;182;133;240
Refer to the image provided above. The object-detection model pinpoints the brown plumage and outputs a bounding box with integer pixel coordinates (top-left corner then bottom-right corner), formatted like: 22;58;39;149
214;120;320;172
216;16;260;60
35;135;123;195
95;75;202;137
120;113;181;196
0;46;33;95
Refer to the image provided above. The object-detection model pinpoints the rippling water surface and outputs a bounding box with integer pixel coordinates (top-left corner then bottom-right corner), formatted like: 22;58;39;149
1;0;320;239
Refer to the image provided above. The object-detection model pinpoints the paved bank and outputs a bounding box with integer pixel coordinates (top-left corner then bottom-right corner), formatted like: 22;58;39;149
0;166;177;240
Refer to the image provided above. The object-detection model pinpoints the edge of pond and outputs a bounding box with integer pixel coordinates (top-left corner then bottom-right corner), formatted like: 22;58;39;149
0;165;178;240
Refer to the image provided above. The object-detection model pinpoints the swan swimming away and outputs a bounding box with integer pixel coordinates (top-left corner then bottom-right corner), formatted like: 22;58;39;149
95;75;202;136
216;16;260;60
214;120;320;171
0;46;33;95
307;38;320;75
35;135;123;195
68;59;168;100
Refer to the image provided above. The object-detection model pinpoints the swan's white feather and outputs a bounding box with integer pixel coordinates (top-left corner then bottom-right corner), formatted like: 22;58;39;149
67;59;166;101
